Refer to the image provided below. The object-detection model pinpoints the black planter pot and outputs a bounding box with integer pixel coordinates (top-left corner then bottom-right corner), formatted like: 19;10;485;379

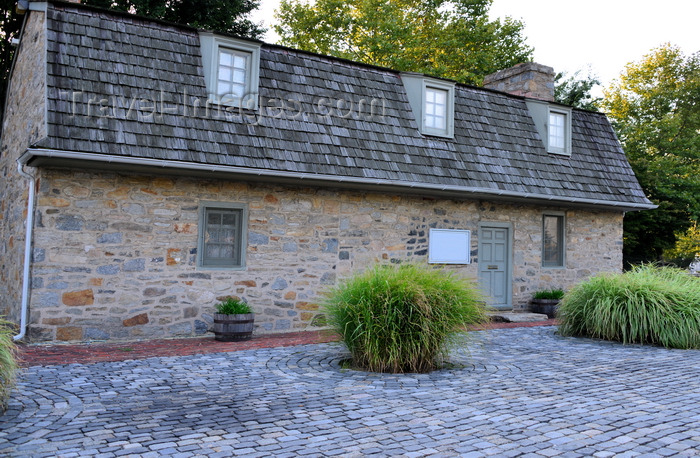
213;313;254;341
530;299;560;319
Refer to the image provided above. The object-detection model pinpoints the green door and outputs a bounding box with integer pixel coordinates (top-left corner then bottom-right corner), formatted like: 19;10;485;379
478;226;511;309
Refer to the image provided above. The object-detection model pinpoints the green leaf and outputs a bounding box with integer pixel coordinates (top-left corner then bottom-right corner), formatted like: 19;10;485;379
601;44;700;264
274;0;533;86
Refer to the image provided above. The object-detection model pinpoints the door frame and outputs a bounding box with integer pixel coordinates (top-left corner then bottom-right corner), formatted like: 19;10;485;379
478;222;513;310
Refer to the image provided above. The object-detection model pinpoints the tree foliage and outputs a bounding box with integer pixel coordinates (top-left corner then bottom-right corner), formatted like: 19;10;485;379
663;222;700;268
275;0;532;85
0;0;24;123
601;44;700;265
80;0;265;37
0;0;264;124
554;70;601;111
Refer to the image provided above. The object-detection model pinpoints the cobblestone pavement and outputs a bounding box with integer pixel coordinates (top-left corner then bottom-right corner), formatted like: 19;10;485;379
2;327;699;457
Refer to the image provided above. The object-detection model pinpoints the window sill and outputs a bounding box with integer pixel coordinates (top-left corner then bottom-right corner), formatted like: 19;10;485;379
421;129;454;139
197;265;247;271
547;148;571;156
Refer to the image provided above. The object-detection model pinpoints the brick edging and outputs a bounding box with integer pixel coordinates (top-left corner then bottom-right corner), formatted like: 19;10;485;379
18;320;558;367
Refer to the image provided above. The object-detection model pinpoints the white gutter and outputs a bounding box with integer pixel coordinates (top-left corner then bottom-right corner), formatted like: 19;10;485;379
21;148;658;211
13;161;36;342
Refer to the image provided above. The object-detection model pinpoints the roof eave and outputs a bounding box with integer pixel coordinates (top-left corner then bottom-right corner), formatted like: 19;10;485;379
21;148;657;212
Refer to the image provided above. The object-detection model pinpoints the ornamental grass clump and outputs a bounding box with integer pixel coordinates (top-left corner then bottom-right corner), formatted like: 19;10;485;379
323;263;487;373
558;264;700;349
0;317;19;411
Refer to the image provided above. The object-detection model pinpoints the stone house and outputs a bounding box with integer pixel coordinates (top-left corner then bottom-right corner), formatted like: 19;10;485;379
0;1;654;342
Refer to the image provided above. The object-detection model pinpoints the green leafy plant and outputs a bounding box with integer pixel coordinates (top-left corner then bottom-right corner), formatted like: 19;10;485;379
558;264;700;349
533;289;565;300
0;316;19;411
663;222;700;268
323;263;486;373
275;0;532;86
215;297;252;315
601;45;700;265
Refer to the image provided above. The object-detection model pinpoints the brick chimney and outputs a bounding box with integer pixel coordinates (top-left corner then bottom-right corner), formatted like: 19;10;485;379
483;62;555;102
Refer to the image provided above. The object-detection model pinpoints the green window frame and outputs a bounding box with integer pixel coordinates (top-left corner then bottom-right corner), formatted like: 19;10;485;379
542;214;565;268
198;202;247;269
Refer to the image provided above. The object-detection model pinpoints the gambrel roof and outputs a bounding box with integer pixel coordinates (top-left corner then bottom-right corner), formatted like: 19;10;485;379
21;1;654;211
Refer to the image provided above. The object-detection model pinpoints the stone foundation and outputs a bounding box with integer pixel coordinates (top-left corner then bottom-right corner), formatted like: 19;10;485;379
24;168;624;342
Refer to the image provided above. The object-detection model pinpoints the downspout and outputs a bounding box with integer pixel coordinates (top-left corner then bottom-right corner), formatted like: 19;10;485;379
13;161;36;341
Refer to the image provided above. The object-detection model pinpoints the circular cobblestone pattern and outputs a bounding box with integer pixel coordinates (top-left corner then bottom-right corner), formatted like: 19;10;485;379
2;327;699;456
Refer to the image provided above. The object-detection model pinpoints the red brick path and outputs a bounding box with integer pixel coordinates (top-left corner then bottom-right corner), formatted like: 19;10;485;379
18;320;557;367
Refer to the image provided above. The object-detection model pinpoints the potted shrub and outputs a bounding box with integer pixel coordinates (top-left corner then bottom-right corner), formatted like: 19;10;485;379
530;289;564;318
213;297;254;341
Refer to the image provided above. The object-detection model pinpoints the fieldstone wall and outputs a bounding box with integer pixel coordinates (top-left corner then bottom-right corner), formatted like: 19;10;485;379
0;11;47;320
26;168;624;342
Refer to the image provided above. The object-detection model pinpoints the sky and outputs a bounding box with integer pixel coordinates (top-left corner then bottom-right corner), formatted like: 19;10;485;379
249;0;699;90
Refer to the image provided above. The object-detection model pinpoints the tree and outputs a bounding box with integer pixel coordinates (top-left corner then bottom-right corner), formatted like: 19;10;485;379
0;0;24;124
601;44;700;265
554;69;601;111
663;222;700;268
80;0;265;38
274;0;532;86
0;0;265;125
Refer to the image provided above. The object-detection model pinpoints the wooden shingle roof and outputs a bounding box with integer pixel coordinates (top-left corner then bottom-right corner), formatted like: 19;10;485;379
30;1;653;211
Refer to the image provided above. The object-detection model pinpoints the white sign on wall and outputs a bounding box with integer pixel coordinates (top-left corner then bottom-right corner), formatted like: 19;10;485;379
428;229;471;264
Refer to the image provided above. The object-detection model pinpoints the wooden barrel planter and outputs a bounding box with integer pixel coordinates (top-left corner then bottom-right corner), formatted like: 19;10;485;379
530;299;560;319
213;313;254;341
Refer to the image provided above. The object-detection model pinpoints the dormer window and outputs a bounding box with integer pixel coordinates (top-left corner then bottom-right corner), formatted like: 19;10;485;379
547;108;571;155
525;100;572;156
199;32;261;109
401;73;455;138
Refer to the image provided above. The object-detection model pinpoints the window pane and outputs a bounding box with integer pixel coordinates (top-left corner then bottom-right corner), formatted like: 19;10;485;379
218;66;232;81
222;212;237;226
217;81;232;96
206;243;221;259
219;50;232;66
433;103;445;117
233;69;246;84
233;54;247;69
543;215;563;266
207;211;221;225
425;87;447;130
208;227;221;243
549;112;566;149
218;49;250;98
202;207;243;267
221;229;235;243
230;84;245;99
220;244;234;259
